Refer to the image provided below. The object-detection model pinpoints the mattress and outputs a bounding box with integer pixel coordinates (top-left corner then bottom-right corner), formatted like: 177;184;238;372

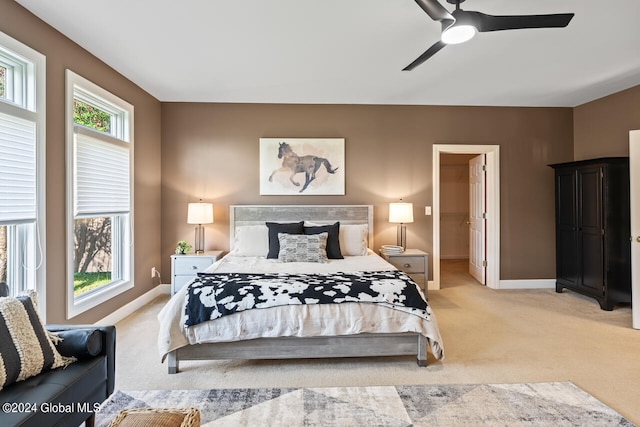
158;250;444;361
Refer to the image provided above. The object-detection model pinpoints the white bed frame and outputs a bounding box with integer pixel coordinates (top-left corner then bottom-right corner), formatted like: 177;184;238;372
167;205;428;373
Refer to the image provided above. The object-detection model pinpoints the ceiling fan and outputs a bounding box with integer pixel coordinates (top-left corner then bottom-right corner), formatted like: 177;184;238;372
403;0;574;71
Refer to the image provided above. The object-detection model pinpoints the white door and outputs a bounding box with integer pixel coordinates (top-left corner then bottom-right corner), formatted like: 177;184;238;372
630;130;640;329
469;154;486;284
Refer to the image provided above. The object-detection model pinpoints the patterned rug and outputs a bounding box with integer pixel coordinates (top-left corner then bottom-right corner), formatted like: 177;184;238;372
95;382;633;426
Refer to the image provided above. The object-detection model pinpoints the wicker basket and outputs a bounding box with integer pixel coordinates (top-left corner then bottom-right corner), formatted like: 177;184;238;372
107;407;200;427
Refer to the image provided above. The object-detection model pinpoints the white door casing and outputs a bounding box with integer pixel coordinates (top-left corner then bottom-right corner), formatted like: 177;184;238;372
469;154;487;284
432;144;500;290
629;130;640;329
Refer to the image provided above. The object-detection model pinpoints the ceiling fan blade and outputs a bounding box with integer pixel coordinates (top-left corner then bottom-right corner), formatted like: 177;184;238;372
413;0;454;24
403;40;447;71
465;11;574;32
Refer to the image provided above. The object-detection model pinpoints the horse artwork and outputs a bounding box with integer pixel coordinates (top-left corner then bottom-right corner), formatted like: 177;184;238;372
269;142;339;193
260;138;345;195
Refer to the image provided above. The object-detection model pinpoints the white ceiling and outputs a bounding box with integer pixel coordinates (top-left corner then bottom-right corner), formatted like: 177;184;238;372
15;0;640;107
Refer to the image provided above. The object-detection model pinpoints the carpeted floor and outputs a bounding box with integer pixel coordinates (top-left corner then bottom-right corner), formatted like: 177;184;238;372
112;259;640;424
96;382;632;426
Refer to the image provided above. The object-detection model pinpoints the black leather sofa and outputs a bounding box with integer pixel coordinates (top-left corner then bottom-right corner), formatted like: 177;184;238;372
0;284;116;427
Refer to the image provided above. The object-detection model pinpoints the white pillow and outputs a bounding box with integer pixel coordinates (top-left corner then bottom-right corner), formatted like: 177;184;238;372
233;225;269;257
339;224;368;256
304;221;332;226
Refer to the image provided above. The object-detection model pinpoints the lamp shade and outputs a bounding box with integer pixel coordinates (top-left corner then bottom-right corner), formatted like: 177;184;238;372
389;202;414;223
187;202;214;224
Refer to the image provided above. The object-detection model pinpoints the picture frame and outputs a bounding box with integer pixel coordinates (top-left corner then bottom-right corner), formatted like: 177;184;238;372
259;138;345;195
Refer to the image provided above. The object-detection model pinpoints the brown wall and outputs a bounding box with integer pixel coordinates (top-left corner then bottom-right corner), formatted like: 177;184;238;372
574;84;640;159
162;103;574;280
1;0;163;323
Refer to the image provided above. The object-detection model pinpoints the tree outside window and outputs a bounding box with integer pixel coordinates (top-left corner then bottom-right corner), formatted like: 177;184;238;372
0;65;5;98
72;102;115;296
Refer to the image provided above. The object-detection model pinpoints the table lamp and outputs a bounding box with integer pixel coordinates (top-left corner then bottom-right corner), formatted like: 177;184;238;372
389;201;414;250
187;200;214;254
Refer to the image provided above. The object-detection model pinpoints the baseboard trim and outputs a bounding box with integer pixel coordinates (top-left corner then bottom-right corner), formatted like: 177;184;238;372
499;279;555;290
95;284;170;325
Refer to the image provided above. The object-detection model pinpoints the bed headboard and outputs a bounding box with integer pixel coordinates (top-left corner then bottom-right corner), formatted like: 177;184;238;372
229;205;374;251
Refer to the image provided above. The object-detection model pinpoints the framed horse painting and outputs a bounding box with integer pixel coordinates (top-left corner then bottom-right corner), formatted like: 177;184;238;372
259;138;345;195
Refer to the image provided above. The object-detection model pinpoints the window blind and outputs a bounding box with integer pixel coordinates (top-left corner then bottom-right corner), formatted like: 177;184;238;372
74;131;130;217
0;111;36;223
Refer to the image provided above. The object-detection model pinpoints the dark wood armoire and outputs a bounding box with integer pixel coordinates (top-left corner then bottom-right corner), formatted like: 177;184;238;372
549;157;631;310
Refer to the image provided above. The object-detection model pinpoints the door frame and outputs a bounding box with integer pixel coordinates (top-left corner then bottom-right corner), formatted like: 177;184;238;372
630;130;640;329
432;144;500;290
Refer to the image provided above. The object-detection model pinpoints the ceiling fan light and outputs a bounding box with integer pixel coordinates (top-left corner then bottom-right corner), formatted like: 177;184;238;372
441;25;476;44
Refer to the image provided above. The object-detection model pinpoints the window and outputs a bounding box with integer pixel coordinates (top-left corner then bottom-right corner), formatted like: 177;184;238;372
66;70;133;318
0;31;45;312
0;64;6;98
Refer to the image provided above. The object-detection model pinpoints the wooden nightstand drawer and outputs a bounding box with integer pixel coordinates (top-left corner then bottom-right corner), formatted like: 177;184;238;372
385;256;425;274
380;249;428;296
173;257;216;275
173;274;197;292
407;273;426;286
171;251;223;295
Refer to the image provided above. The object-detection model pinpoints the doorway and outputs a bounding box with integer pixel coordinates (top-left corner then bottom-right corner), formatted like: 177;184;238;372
439;153;483;287
432;144;500;290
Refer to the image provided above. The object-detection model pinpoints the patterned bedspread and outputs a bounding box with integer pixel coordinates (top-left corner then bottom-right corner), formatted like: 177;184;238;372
184;270;430;327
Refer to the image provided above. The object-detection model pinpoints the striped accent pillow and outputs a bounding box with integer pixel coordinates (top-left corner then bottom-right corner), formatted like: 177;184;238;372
0;292;75;390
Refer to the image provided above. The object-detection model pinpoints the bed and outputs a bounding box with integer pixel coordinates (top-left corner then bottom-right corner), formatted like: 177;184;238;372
158;205;444;373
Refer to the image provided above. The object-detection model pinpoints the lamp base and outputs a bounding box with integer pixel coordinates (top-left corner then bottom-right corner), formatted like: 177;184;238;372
194;225;205;254
396;224;407;250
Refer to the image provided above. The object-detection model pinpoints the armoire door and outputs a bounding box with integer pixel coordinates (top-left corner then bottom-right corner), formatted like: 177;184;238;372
555;168;578;287
577;166;604;295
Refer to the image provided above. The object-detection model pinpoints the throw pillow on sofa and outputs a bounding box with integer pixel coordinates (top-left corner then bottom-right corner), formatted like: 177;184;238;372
0;291;75;390
54;328;103;359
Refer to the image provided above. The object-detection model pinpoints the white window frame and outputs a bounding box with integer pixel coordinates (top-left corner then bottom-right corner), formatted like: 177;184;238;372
0;31;46;315
65;70;134;318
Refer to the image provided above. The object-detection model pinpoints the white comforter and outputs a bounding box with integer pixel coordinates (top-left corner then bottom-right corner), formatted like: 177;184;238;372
157;250;444;361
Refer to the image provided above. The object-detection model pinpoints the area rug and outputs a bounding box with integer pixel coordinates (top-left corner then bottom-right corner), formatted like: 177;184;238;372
95;382;633;426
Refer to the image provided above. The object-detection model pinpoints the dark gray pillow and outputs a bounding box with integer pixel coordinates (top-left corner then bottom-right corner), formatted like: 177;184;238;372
266;221;304;258
0;282;9;297
304;222;343;259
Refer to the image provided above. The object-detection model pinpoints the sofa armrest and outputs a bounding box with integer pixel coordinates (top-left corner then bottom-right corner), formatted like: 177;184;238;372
46;324;116;396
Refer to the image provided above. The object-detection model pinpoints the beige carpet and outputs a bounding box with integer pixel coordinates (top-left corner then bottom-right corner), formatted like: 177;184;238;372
113;259;640;425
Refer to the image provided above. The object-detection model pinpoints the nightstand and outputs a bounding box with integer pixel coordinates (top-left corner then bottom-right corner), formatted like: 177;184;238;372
171;250;223;295
380;249;428;296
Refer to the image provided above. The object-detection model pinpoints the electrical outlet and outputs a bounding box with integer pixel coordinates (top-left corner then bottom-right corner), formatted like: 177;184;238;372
151;267;158;279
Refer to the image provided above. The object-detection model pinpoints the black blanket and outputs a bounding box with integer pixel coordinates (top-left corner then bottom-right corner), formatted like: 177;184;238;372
184;270;430;327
